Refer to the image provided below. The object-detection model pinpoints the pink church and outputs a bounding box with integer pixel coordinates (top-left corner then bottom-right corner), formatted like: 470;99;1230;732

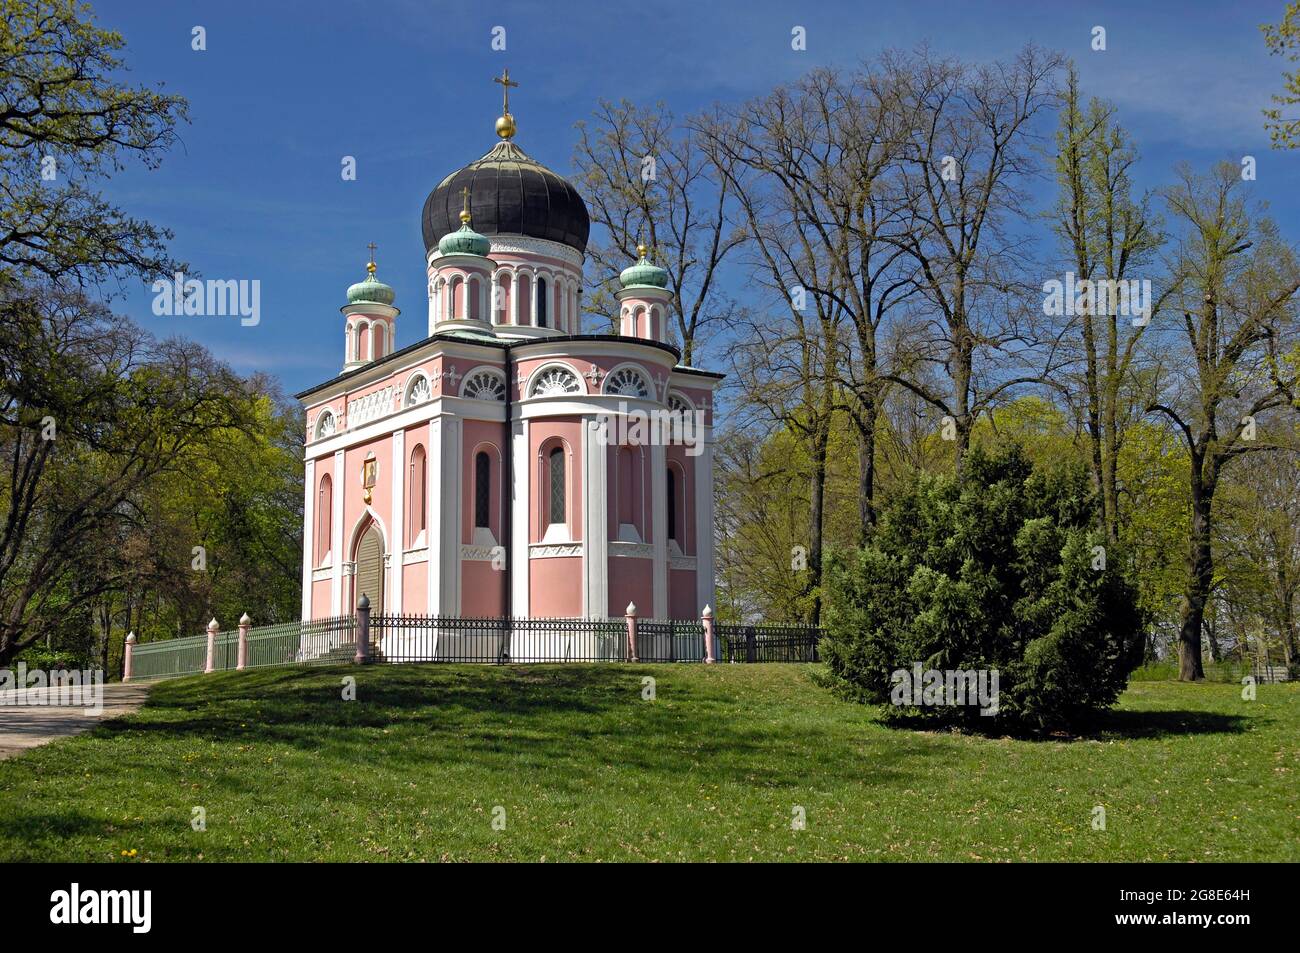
297;79;720;624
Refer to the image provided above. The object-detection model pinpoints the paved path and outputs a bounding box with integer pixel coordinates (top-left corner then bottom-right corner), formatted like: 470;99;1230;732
0;682;152;760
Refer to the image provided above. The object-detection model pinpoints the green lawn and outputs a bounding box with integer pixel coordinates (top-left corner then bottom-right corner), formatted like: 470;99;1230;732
0;664;1295;861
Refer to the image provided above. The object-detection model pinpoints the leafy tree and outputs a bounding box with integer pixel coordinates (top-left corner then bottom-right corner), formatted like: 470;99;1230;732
822;444;1144;732
1262;2;1300;148
0;0;187;282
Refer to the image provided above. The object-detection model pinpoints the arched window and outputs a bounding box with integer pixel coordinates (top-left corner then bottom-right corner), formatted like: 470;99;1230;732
450;276;463;318
536;276;548;327
469;276;481;321
667;467;677;542
316;474;333;564
475;451;491;529
408;445;427;546
548;446;565;528
618;448;636;528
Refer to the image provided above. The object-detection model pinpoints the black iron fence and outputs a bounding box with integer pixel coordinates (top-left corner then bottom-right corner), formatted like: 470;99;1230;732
716;623;821;663
128;612;824;680
368;615;820;664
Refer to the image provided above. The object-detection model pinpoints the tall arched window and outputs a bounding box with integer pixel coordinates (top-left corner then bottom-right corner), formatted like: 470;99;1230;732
548;446;565;528
536;276;548;327
316;473;332;564
408;445;427;546
475;452;491;529
667;467;677;542
450;276;463;318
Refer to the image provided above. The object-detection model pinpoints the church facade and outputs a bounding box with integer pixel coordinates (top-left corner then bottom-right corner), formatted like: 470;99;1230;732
296;78;721;623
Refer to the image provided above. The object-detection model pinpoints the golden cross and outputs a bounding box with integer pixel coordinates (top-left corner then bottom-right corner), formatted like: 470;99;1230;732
366;242;377;264
493;68;519;113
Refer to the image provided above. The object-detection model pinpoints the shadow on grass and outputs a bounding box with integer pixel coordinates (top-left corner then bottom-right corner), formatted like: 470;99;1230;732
82;663;943;793
879;705;1256;742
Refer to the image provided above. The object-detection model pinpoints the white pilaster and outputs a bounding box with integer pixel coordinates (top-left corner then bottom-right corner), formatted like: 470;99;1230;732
651;442;668;619
511;418;530;616
584;417;608;618
301;458;315;621
330;449;345;616
695;437;716;615
428;417;442;615
440;418;462;615
390;429;405;614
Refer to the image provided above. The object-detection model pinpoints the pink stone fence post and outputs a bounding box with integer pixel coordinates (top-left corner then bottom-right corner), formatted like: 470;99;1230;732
236;613;251;670
354;593;371;664
204;618;219;674
625;602;639;662
701;605;715;664
123;631;136;682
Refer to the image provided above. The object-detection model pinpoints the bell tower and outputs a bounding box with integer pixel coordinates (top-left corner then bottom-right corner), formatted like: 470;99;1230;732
342;246;398;372
616;245;671;343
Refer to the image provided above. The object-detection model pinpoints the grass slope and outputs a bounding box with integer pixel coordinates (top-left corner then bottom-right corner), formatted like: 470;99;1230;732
0;664;1295;861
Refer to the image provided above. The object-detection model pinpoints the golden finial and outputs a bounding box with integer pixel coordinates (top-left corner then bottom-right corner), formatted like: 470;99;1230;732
460;187;472;225
493;67;519;140
637;242;647;259
366;242;377;275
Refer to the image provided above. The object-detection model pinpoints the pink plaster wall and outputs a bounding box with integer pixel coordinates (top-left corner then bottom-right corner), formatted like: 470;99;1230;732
669;568;697;619
461;421;506;544
402;562;428;615
462;560;506;615
529;556;582;616
608;559;653;618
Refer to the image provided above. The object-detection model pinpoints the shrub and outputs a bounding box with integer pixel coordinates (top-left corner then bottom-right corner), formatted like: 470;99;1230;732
822;444;1145;731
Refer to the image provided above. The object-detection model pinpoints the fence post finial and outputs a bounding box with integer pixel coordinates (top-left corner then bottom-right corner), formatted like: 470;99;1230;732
355;595;371;664
701;605;715;664
205;617;219;674
625;602;638;663
237;613;252;671
123;631;136;682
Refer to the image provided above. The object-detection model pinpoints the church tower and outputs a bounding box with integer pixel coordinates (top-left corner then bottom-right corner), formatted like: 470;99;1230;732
617;245;671;343
342;251;397;371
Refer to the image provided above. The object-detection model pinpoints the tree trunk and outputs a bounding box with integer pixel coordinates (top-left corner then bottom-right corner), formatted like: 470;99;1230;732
808;426;829;627
1177;469;1213;681
855;398;878;545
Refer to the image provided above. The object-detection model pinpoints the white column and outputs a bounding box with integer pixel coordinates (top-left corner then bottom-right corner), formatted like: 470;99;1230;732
509;271;519;325
584;417;608;618
330;449;345;616
651;442;668;619
511;418;530;616
390;429;405;614
528;273;538;327
427;418;442;615
440;418;462;615
301;458;316;621
695;435;716;615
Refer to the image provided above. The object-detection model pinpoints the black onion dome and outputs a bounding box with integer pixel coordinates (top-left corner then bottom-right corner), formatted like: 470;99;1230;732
422;141;590;255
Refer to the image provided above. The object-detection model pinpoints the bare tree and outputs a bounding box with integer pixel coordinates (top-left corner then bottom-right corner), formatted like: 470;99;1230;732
882;45;1065;473
572;100;744;364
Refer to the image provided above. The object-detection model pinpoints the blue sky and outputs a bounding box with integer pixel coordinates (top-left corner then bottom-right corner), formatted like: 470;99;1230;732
95;0;1300;395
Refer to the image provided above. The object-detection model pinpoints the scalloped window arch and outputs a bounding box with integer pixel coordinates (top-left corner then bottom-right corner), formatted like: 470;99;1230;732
462;369;507;401
405;373;432;408
529;365;581;397
604;366;651;399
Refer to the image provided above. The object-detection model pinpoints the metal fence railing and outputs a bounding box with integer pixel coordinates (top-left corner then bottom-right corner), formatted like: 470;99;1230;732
372;615;631;663
126;613;824;681
716;623;821;663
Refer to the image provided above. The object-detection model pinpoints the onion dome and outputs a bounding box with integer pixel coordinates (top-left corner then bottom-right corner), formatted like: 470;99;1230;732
347;260;396;306
620;244;669;289
437;191;492;257
422;70;589;254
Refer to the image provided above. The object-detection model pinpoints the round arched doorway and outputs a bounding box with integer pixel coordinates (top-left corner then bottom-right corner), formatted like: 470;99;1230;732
353;521;385;614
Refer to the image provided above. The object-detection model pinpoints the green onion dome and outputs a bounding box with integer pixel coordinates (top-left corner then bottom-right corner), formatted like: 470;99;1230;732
619;244;669;289
347;262;396;306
